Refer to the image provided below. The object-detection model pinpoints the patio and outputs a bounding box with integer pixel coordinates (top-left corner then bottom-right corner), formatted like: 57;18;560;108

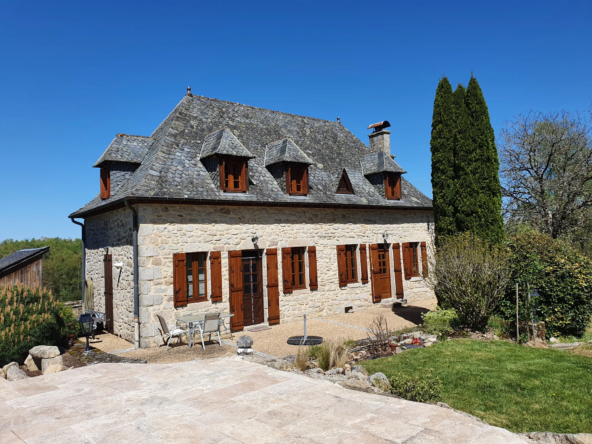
0;356;529;443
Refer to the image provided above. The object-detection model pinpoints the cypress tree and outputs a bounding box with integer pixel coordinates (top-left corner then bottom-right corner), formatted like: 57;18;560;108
465;76;504;244
452;84;481;236
430;77;456;244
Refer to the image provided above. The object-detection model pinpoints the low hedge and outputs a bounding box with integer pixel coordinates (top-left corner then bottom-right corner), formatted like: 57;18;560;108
500;233;592;338
0;284;79;367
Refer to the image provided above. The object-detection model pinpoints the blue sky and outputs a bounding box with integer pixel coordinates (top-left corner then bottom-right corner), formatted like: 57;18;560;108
1;0;590;241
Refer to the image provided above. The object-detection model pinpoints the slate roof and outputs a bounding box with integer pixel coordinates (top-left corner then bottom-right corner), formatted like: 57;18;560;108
94;134;153;167
71;94;432;218
361;151;407;175
265;138;314;166
199;128;254;159
0;248;50;275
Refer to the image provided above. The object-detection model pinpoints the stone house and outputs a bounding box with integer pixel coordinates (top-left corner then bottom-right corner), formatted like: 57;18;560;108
69;90;434;348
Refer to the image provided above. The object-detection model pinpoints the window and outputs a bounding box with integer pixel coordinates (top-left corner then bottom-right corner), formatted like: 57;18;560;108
100;166;110;199
173;252;214;307
411;243;419;276
337;244;358;286
385;173;401;200
290;247;306;289
219;157;248;193
186;253;208;302
286;163;308;196
402;242;420;279
336;169;354;194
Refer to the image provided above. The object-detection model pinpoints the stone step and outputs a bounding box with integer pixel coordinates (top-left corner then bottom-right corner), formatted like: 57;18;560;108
378;298;407;309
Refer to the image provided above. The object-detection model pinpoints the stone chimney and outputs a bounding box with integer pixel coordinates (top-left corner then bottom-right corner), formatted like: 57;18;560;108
368;121;391;156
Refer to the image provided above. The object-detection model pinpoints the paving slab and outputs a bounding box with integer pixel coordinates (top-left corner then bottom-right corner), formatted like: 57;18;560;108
0;357;531;443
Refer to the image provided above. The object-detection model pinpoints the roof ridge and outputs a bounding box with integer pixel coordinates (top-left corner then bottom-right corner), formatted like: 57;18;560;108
192;95;343;125
116;133;152;139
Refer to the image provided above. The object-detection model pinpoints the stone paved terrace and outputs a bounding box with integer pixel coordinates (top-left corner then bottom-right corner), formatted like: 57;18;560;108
0;357;530;443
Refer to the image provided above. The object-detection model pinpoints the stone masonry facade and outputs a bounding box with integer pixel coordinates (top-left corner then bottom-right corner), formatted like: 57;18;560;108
85;204;434;348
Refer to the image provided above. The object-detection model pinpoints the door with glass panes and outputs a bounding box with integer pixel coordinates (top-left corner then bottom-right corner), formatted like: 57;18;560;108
242;251;264;326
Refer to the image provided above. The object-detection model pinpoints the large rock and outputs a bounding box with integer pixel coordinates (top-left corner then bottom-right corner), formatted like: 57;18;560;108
2;362;19;379
369;372;391;391
237;336;253;348
29;345;60;359
341;379;372;390
6;365;28;381
41;355;64;373
351;365;368;376
348;370;369;382
24;354;39;372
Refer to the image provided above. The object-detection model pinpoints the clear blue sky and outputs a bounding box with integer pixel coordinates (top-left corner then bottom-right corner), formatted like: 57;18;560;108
1;0;590;241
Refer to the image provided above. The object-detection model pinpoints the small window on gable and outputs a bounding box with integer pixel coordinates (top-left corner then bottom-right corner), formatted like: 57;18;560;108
219;157;248;193
100;166;110;199
286;163;308;196
385;173;401;200
336;169;354;194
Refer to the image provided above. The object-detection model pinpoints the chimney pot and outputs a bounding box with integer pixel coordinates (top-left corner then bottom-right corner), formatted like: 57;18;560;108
368;128;391;157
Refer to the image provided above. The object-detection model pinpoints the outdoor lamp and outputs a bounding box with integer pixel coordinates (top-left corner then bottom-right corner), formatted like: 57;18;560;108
78;313;94;352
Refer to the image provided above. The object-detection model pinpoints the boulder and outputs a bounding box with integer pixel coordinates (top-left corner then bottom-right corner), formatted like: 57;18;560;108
351;365;368;376
29;345;60;359
424;342;433;347
237;336;253;348
549;337;559;344
24;354;39;372
412;331;422;339
41;355;64;373
326;368;343;375
369;372;391;391
305;368;324;375
341;379;372;390
2;362;19;378
270;359;291;371
6;366;28;381
348;371;369;382
43;365;67;374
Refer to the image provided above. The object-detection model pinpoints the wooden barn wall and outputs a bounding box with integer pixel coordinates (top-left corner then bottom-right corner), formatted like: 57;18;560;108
0;259;43;288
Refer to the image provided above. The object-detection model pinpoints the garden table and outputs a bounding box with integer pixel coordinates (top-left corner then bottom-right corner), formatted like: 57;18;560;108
176;312;234;349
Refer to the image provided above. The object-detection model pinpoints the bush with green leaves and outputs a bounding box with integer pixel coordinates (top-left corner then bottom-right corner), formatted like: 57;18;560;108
426;232;511;330
500;233;592;338
422;308;460;338
0;284;79;366
389;372;443;403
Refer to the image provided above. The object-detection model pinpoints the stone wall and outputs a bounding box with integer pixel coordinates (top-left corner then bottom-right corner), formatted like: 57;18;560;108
85;207;135;342
133;204;434;348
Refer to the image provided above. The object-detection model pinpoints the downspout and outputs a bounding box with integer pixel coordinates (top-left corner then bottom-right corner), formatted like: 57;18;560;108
125;200;140;349
69;218;85;308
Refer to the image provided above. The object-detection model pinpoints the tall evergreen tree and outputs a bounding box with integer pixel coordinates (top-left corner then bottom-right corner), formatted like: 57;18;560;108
430;77;456;244
452;84;481;236
465;76;504;244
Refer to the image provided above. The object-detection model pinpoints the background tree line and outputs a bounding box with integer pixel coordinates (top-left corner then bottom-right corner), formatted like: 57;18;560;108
0;238;82;302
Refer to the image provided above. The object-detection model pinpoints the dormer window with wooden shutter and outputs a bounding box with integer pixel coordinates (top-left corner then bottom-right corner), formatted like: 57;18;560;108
219;156;248;193
100;166;110;199
385;173;401;200
336;169;354;194
286;163;308;196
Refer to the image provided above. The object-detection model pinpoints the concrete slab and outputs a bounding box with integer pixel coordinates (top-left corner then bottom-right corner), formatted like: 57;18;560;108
0;357;530;443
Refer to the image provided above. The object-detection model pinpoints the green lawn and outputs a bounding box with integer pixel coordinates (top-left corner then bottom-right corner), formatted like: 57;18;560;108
361;340;592;434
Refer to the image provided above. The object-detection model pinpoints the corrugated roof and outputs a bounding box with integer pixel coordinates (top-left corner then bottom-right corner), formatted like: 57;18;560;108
0;247;49;274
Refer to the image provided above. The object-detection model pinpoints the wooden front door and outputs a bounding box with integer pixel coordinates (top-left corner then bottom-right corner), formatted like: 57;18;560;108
103;254;114;333
370;244;392;303
242;251;264;327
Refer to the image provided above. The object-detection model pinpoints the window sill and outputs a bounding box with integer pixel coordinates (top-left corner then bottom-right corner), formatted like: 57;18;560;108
409;276;422;282
345;282;362;288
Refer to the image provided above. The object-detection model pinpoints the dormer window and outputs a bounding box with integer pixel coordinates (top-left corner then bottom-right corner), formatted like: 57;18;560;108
385;173;401;200
336;169;354;194
286;163;308;196
100;166;110;199
219;156;248;193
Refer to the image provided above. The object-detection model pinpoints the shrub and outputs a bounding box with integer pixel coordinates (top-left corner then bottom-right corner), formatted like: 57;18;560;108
500;233;592;338
312;340;350;371
389;372;443;403
295;347;310;371
367;314;391;354
0;284;79;366
422;308;460;338
427;232;511;330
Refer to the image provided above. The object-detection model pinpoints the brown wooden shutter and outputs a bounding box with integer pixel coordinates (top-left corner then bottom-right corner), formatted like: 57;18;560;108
285;165;291;195
281;248;293;293
302;167;309;195
420;241;428;278
369;244;381;303
402;243;412;280
243;160;249;192
218;158;225;190
308;246;318;290
173;253;188;307
336;245;347;287
360;244;369;284
394;174;401;199
100;166;110;199
266;249;280;325
209;251;222;302
393;243;404;299
228;251;244;332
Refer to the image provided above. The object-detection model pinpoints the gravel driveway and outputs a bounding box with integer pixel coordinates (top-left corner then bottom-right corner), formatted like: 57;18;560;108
0;356;530;443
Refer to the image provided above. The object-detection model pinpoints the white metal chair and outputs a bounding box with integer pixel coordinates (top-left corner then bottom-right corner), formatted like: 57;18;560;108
157;315;187;350
197;313;222;350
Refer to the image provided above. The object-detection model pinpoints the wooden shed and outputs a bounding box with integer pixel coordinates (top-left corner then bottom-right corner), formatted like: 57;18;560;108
0;247;50;288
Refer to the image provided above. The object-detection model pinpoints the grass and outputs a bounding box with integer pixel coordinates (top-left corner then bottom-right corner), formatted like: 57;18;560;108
361;339;592;434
